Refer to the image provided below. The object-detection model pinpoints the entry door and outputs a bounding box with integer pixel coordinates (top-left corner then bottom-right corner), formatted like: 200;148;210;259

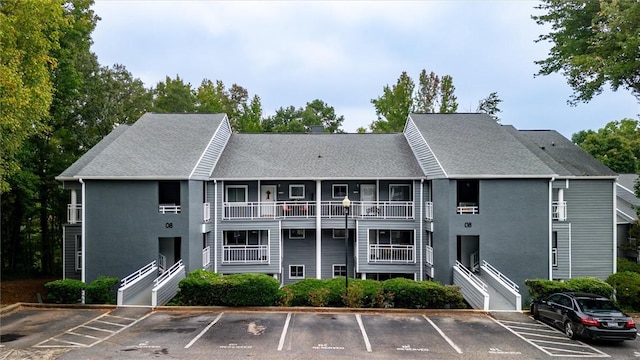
360;184;377;216
261;185;277;217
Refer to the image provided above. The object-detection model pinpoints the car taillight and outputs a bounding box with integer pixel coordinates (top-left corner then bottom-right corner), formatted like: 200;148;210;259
625;318;636;329
580;317;600;327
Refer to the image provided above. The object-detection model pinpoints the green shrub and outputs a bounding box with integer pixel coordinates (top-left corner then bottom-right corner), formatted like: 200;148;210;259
176;269;224;306
45;279;85;304
342;282;364;308
382;278;465;309
617;257;640;274
525;277;614;301
86;276;119;304
282;278;327;306
606;271;640;311
309;288;331;307
223;273;281;306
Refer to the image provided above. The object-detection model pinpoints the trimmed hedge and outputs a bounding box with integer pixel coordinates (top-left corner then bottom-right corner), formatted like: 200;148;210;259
86;275;119;304
606;271;640;311
617;257;640;274
525;277;614;301
381;278;465;309
176;269;224;306
176;271;280;306
45;279;85;304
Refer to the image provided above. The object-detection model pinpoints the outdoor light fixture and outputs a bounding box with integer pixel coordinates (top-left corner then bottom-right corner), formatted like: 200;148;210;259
342;195;351;296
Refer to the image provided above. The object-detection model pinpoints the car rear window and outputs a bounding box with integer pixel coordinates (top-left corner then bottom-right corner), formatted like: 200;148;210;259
577;298;617;312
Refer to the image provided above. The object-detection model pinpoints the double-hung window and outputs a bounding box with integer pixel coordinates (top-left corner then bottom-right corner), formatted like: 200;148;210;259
332;184;348;198
389;184;410;201
289;184;305;199
289;265;305;279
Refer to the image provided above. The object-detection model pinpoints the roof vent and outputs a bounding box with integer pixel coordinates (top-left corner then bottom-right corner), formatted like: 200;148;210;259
310;125;324;133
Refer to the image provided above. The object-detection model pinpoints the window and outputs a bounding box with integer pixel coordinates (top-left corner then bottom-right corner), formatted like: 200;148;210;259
333;229;345;238
226;185;248;202
391;230;413;245
552;231;558;267
75;235;82;271
289;184;305;199
159;181;181;213
456;179;479;214
389;184;410;201
225;230;248;245
332;184;348;198
289;265;305;279
289;229;305;239
333;264;346;278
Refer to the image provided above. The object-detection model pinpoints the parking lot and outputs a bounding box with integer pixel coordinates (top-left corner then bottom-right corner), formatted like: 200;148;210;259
1;305;639;359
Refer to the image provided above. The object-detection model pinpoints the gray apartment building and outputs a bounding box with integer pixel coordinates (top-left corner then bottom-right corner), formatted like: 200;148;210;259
57;113;618;310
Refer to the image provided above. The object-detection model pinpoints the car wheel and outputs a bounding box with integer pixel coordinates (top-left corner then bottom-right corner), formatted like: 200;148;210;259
532;305;540;320
564;321;577;340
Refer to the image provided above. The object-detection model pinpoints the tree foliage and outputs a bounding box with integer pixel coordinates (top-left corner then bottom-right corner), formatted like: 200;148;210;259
533;0;640;104
262;99;345;133
572;118;640;173
195;79;263;132
477;92;503;122
152;75;196;113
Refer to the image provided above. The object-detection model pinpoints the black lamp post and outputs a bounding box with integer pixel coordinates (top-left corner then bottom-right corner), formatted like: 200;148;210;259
342;195;351;296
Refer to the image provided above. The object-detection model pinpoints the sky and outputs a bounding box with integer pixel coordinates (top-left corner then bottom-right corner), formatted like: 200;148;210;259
91;0;639;138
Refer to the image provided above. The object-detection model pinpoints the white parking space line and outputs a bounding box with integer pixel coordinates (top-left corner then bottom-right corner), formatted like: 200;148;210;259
355;314;372;352
184;312;223;349
277;313;292;351
67;332;101;340
422;315;463;354
81;325;114;333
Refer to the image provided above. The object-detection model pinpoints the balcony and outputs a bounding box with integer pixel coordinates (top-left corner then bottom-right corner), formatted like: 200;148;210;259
552;201;567;221
67;204;82;224
203;202;211;222
202;246;211;268
368;244;415;263
159;204;181;214
222;201;414;220
425;245;433;266
456;203;478;214
425;201;433;220
223;245;269;264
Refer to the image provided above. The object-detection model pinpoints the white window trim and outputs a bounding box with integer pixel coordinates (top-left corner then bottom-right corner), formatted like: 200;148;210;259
289;264;305;279
389;184;411;201
289;229;305;239
75;235;82;271
226;185;248;203
289;184;305;199
332;264;346;278
333;229;345;238
332;184;348;199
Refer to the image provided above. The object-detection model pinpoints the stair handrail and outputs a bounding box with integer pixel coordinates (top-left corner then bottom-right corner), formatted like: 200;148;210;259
154;259;184;287
482;260;519;292
121;260;157;287
455;260;487;290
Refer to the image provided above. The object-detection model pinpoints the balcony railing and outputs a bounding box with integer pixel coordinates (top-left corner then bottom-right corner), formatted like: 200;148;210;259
203;202;211;222
425;201;433;220
457;203;478;214
159;204;181;214
425;245;434;266
552;201;567;221
67;204;82;224
202;246;211;268
223;245;269;264
368;244;415;263
223;201;414;220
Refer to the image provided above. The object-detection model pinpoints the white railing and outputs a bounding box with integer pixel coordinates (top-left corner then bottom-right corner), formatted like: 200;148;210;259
158;253;166;273
455;260;487;291
323;201;414;219
159;204;181;214
470;251;480;272
154;259;183;287
67;204;82;224
369;244;415;263
120;260;157;288
482;260;519;292
223;201;414;220
552;201;567;221
202;246;211;268
457;204;479;214
425;201;433;220
425;245;434;266
552;248;558;267
223;245;269;264
203;202;211;222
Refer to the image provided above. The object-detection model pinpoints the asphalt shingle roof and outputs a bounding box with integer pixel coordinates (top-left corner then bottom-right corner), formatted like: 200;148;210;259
59;113;226;179
408;113;556;177
211;133;425;179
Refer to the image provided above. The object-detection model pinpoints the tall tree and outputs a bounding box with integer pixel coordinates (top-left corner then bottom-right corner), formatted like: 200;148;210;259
152;75;196;112
414;70;440;113
438;75;458;113
262;100;345;133
572;119;640;173
235;95;263;133
195;79;262;132
477;92;503;122
533;0;640;104
370;71;415;133
0;0;67;192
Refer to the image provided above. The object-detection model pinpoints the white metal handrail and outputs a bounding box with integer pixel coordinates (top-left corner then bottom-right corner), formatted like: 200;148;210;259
158;254;166;273
154;259;183;287
455;260;487;290
368;244;414;263
67;204;82;224
223;201;414;220
552;201;567;221
425;245;434;266
223;245;269;264
203;202;211;222
457;205;478;214
159;204;181;214
121;260;156;287
202;246;211;268
425;201;433;220
482;260;519;292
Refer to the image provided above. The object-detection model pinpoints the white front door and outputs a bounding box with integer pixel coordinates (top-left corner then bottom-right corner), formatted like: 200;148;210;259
360;184;377;216
261;185;277;217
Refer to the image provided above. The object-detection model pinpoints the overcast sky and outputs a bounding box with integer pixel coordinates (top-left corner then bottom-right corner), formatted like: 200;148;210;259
91;0;639;138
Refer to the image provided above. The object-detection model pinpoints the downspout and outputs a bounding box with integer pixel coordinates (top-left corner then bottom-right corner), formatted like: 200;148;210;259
419;179;424;281
612;180;617;274
79;178;86;284
214;179;218;273
548;177;554;280
316;180;322;279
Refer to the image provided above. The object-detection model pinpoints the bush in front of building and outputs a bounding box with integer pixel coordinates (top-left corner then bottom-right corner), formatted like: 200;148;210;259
45;279;86;304
86;275;119;304
381;278;465;309
281;278;327;306
176;271;280;306
617;257;640;274
176;269;225;306
525;277;614;301
606;271;640;311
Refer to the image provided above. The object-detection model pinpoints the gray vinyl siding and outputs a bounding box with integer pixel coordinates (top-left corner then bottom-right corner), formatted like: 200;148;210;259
404;117;446;178
63;225;82;280
321;231;352;279
563;179;615;279
552;223;571;280
282;231;316;285
216;221;280;274
190;118;232;179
